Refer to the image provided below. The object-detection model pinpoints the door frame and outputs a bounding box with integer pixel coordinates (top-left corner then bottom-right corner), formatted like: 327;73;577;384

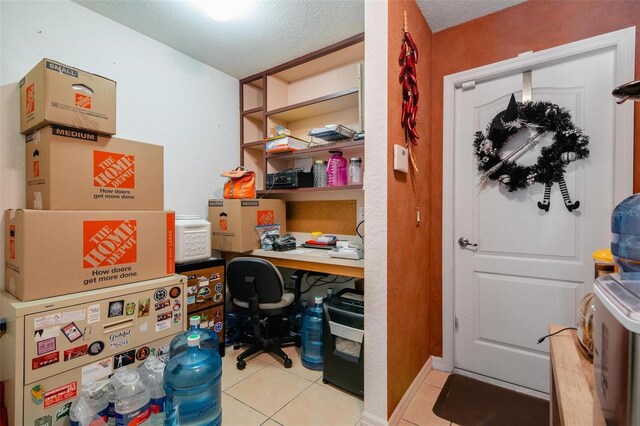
442;27;636;373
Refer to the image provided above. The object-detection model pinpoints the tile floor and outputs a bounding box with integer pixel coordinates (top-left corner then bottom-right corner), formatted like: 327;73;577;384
221;345;454;426
221;344;364;426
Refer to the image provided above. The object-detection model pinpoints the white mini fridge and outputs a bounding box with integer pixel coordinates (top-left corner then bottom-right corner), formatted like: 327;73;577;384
0;275;187;426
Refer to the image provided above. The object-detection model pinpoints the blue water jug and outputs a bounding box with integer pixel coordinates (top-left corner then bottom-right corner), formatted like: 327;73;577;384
164;334;222;426
301;296;323;370
612;194;640;271
169;315;219;358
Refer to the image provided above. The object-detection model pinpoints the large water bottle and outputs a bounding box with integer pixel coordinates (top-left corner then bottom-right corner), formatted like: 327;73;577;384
612;194;640;271
326;151;348;186
137;356;166;426
113;368;151;426
69;380;109;426
289;299;308;336
164;334;222;426
301;296;324;370
169;315;218;358
106;367;131;426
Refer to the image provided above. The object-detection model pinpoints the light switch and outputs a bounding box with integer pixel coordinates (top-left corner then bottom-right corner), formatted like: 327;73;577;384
394;144;408;173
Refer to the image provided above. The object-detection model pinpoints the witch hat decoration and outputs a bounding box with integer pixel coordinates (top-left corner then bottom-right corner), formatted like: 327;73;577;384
491;94;527;130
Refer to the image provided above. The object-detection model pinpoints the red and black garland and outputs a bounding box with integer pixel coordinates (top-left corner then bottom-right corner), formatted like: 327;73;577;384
399;29;419;146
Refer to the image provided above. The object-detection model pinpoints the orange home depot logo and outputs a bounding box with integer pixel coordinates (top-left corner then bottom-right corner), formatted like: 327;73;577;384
33;160;40;177
93;151;135;188
9;225;16;260
83;220;137;268
26;83;35;115
257;210;275;225
75;93;92;109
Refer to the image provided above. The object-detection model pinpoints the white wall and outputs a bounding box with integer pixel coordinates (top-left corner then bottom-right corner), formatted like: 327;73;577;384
0;0;239;288
362;1;388;425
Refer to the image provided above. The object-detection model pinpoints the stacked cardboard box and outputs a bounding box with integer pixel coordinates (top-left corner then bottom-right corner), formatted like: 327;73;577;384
6;59;174;301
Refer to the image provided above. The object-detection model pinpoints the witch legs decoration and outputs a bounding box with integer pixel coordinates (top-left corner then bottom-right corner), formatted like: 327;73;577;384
536;175;580;212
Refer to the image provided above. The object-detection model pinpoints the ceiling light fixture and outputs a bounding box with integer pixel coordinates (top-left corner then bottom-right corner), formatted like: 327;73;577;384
191;0;255;22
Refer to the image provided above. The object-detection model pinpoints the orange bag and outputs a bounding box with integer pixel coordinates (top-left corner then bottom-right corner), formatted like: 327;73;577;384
222;167;256;199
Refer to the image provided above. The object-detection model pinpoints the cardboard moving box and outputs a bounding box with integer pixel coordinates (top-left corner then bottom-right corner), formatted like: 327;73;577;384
5;209;175;301
208;199;285;253
26;125;164;210
20;58;116;135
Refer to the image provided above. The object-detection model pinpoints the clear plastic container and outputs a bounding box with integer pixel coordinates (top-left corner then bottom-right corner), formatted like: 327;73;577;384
326;151;348;187
313;160;327;187
612;194;640;271
169;315;218;358
175;215;211;264
348;157;362;185
301;296;324;370
137;356;166;426
69;380;109;426
164;335;222;426
113;368;151;426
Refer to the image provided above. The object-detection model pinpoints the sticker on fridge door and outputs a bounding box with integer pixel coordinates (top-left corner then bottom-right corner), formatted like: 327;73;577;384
81;358;112;384
31;384;45;405
154;288;168;302
61;322;83;342
169;286;181;298
108;300;124;317
114;349;136;369
61;309;86;323
34;326;60;342
87;303;101;324
138;297;150;317
37;337;56;355
155;299;170;311
55;402;72;422
135;346;150;361
155;319;171;332
88;341;105;356
44;381;77;408
64;344;88;361
34;313;62;330
32;352;59;370
125;302;136;316
33;414;52;426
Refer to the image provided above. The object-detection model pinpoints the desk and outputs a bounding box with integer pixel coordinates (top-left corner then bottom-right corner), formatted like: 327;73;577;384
222;248;364;278
548;324;605;426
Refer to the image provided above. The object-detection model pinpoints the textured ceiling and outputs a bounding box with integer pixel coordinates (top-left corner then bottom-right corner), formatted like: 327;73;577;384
417;0;526;33
71;0;526;80
72;0;365;80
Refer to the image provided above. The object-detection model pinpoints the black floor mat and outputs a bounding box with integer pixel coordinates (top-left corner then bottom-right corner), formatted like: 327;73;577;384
432;374;549;426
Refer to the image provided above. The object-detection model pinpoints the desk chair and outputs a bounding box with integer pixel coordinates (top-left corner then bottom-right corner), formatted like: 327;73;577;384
227;257;300;370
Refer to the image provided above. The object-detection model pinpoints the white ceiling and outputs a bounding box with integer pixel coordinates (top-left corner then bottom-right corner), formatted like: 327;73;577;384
72;0;526;80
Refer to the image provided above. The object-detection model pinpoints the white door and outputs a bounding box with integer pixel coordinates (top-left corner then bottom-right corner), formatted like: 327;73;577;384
453;45;629;392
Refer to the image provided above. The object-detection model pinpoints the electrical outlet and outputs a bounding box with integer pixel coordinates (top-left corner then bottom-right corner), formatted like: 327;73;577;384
394;144;408;173
358;207;365;221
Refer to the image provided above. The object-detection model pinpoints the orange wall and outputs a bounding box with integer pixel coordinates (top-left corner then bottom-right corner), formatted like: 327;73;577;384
429;0;640;357
387;0;433;416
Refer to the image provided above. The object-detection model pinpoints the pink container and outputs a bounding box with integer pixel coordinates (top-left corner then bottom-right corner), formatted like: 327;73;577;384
326;151;348;186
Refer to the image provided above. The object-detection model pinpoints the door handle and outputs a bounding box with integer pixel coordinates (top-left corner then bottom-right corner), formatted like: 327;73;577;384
458;237;478;249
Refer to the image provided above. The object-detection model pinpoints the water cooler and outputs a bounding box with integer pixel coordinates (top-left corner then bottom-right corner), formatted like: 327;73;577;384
322;289;364;396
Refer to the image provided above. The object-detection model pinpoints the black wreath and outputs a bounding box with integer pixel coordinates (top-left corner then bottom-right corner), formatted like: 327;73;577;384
473;101;590;192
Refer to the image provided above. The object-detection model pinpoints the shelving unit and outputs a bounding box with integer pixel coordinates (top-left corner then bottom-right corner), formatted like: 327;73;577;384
239;34;364;192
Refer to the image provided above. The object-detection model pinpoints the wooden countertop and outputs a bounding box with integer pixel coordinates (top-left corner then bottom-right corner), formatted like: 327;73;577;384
548;324;605;426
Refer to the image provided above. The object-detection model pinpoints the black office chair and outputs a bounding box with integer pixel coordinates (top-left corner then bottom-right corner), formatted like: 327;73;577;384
227;257;300;370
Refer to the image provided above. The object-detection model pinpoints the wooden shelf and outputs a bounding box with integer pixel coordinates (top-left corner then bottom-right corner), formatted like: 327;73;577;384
266;139;363;160
266;88;358;122
242;107;263;119
242;140;264;149
258;185;363;195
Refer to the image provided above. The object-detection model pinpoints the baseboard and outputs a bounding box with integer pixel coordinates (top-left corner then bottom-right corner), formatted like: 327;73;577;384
387;356;434;426
432;356;444;371
361;411;388;426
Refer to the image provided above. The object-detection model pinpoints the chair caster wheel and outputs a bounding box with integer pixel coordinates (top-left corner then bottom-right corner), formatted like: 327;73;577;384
295;336;301;347
233;343;241;350
284;357;292;368
237;360;246;370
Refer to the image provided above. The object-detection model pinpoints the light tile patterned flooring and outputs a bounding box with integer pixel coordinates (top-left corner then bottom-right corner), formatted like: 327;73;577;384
221;344;364;426
222;345;455;426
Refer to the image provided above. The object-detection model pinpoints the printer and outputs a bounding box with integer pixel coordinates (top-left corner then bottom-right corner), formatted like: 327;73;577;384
322;288;364;396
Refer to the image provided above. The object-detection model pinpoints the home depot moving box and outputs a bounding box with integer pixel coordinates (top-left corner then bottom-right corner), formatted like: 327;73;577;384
5;209;175;301
208;199;285;253
25;125;164;210
20;58;116;135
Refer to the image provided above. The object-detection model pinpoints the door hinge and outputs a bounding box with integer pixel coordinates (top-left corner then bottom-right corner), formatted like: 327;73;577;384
461;80;476;91
455;317;459;333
